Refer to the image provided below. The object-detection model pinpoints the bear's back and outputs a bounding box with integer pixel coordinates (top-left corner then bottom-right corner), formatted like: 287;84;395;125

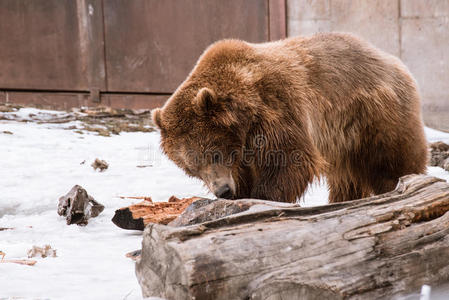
255;33;417;111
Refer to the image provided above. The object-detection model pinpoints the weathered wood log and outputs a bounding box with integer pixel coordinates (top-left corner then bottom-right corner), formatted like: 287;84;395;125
136;175;449;299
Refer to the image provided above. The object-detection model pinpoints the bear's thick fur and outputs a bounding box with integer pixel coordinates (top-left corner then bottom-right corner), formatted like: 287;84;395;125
152;33;428;203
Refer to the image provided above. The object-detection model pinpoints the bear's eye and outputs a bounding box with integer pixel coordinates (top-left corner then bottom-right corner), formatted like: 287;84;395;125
213;152;221;164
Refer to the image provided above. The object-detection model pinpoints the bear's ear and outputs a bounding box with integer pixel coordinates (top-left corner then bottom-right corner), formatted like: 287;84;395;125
193;87;217;115
151;108;163;129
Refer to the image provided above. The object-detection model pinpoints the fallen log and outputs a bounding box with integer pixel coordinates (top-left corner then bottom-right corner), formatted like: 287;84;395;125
136;175;449;299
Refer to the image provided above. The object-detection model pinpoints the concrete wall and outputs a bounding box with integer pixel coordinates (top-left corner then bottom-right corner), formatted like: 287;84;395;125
287;0;449;132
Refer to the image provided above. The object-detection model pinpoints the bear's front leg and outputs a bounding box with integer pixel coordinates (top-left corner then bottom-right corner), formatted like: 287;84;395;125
250;162;315;203
247;123;323;203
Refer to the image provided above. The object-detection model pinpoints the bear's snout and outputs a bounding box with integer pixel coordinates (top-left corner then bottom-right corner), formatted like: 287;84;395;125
215;184;233;199
201;164;236;200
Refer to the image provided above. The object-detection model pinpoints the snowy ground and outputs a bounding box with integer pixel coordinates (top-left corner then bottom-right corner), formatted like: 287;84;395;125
1;108;449;299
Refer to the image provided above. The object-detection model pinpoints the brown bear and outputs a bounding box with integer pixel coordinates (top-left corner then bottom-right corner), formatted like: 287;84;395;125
152;33;428;203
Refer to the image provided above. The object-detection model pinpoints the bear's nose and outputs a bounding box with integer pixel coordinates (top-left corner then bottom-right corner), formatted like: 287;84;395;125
215;184;233;199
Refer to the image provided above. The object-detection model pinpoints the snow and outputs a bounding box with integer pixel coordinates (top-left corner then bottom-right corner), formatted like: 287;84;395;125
0;117;211;300
1;108;449;299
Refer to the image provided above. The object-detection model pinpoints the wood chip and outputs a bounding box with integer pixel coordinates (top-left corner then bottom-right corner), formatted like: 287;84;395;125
0;259;37;266
112;196;201;230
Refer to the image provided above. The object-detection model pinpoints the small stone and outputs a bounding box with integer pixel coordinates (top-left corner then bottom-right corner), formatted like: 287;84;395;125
429;141;449;172
91;158;109;172
125;249;142;261
0;105;14;113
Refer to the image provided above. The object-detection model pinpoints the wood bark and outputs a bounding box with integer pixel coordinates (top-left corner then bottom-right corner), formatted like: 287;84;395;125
112;196;203;230
135;175;449;299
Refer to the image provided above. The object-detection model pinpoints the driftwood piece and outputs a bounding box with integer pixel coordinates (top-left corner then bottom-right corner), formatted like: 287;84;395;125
136;175;449;299
0;227;14;231
57;185;104;225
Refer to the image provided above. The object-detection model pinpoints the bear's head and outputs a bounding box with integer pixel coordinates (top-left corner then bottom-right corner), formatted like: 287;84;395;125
151;40;266;199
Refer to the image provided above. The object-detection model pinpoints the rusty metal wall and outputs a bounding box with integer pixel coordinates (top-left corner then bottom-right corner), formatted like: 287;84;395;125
0;0;89;91
103;0;270;93
0;0;287;109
